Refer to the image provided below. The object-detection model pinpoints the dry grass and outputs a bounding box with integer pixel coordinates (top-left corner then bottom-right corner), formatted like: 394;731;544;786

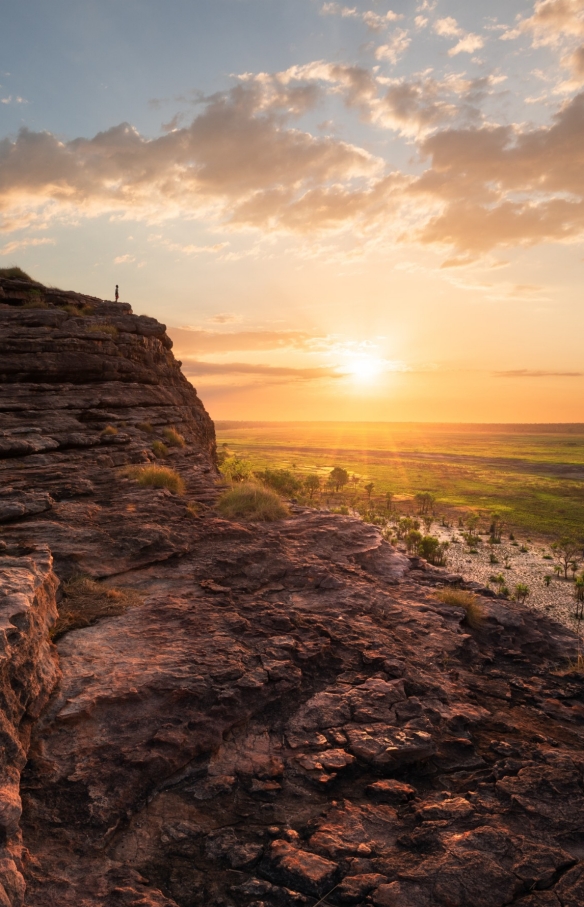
152;441;168;458
137;421;154;433
101;425;118;437
163;427;186;448
435;588;484;629
88;323;119;337
563;653;584;674
0;266;33;280
60;303;94;316
52;577;141;640
21;297;48;309
186;502;200;517
217;482;289;522
129;465;185;494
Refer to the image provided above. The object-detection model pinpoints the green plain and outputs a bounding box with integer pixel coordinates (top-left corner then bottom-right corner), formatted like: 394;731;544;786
215;422;584;540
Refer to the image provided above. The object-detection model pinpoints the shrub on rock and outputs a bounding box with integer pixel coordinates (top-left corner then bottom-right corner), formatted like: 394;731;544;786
217;483;289;521
130;465;185;494
435;588;484;628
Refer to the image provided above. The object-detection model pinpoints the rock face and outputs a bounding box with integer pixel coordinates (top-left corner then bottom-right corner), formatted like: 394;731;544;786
0;275;583;907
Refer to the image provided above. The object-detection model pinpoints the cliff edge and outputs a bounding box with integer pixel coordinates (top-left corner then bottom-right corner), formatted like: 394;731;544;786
0;275;583;907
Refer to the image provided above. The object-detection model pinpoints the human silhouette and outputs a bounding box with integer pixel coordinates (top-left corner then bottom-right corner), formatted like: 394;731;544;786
115;284;119;302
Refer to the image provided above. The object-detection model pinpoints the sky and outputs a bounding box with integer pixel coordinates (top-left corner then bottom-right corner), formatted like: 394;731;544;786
1;0;584;423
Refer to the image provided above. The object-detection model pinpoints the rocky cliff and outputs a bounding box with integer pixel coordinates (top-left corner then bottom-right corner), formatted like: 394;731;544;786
0;275;583;907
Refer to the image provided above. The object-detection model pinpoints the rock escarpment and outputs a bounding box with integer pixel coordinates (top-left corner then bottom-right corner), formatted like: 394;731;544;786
0;275;583;907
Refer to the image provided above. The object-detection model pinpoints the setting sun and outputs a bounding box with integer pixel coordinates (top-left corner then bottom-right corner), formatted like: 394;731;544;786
344;356;386;383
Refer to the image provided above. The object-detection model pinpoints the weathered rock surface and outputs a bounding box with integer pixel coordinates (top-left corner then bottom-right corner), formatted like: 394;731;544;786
0;275;583;907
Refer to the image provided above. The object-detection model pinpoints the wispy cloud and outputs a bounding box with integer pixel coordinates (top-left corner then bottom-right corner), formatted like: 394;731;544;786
0;236;55;255
182;360;344;380
320;4;402;31
170;327;317;353
493;369;584;377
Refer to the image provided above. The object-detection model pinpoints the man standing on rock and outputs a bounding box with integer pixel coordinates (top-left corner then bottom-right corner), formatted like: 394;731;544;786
115;284;119;302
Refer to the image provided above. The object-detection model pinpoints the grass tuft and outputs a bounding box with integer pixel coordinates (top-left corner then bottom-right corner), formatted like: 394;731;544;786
163;427;186;448
217;482;289;522
186;502;200;518
59;303;94;316
51;577;141;640
101;425;118;437
435;588;484;629
152;440;168;458
88;323;119;337
136;421;154;433
0;266;34;281
129;465;185;494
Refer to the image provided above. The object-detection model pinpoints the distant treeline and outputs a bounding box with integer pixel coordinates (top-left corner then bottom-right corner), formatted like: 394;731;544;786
215;421;584;434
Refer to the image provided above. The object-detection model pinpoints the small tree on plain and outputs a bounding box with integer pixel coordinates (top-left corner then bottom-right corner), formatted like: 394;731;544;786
304;474;321;499
514;583;530;604
364;482;374;500
551;537;581;579
329;466;349;492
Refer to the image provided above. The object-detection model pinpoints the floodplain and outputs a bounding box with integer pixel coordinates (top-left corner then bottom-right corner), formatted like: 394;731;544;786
215;421;584;539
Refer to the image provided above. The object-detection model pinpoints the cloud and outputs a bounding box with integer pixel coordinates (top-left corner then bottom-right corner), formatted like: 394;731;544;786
0;236;55;255
504;0;584;46
170;327;318;354
113;253;135;264
0;96;27;105
207;313;240;324
493;369;584;377
0;82;380;235
374;73;497;135
181;359;344;380
374;29;411;64
434;16;485;56
412;90;584;252
320;4;402;31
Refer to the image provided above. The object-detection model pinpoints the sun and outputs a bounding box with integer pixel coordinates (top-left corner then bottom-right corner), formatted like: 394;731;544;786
345;356;386;384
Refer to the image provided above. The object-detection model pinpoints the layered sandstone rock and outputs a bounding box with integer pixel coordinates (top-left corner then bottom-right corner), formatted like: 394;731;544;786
0;275;583;907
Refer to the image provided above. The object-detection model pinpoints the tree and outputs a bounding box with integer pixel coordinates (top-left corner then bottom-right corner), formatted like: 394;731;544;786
221;456;253;483
466;513;480;538
514;583;530;604
405;529;423;553
329;466;349;492
551;537;581;579
415;492;435;515
364;482;374;500
304;474;321;499
419;536;449;566
385;492;393;512
255;469;302;497
544;575;552;587
489;512;504;543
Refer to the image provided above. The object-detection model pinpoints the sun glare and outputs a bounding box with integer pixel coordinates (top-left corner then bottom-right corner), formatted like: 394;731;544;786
345;356;386;384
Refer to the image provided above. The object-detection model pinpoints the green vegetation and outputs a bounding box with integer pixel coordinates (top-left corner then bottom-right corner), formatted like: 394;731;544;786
152;441;168;458
163;427;186;448
217;483;289;521
215;421;584;539
52;576;141;640
0;266;33;281
130;465;185;494
435;588;484;629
